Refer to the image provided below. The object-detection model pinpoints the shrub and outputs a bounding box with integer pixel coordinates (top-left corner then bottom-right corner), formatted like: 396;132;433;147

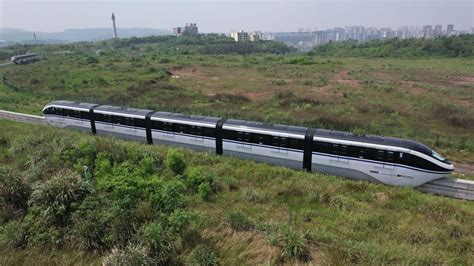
189;245;220;266
0;220;28;248
102;243;157;266
226;210;254;231
277;225;309;261
222;176;238;190
167;209;195;233
197;182;212;200
0;173;31;214
165;149;186;175
140;222;177;263
186;167;216;192
152;180;187;213
29;171;93;225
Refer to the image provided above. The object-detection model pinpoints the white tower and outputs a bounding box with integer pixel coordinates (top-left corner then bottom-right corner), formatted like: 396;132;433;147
111;13;118;39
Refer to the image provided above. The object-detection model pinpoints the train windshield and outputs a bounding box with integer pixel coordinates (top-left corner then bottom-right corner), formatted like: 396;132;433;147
431;150;446;162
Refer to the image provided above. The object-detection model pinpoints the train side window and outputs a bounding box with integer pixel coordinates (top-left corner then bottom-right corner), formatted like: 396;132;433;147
340;145;348;155
135;118;145;128
243;132;251;142
190;125;202;136
279;137;288;148
202;127;215;137
272;136;280;147
376;150;385;161
289;138;304;150
81;111;90;120
332;144;340;154
386;151;395;162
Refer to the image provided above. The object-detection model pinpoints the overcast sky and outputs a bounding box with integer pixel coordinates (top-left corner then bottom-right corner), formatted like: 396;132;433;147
1;0;473;33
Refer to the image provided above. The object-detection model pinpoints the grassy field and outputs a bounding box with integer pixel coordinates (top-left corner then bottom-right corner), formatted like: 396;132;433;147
0;38;473;264
0;121;473;264
1;42;473;170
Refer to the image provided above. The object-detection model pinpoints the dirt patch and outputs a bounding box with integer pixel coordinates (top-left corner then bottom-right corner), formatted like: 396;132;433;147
238;91;272;101
451;76;474;86
169;66;200;77
453;161;474;176
453;99;472;108
335;70;360;87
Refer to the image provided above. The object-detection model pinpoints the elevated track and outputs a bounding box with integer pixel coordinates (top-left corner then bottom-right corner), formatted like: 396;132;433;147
1;109;473;201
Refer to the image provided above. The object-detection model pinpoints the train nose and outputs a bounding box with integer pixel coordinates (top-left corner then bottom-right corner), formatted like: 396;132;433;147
447;163;455;172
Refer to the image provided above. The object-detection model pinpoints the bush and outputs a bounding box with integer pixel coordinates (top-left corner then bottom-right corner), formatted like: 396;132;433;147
165;149;186;175
29;171;93;226
186;167;216;192
0;173;31;215
152;180;187;213
0;220;28;248
102;243;157;266
197;182;212;201
226;210;254;231
189;245;220;266
277;225;309;261
140;222;177;263
222;176;239;191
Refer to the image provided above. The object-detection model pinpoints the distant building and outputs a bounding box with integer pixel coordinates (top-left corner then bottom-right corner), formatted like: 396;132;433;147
434;25;442;37
447;24;454;36
173;23;198;36
230;30;250;42
422;25;433;38
249;31;262;41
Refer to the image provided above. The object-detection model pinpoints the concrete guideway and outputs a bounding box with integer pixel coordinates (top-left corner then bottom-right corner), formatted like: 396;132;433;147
0;109;473;201
0;109;46;125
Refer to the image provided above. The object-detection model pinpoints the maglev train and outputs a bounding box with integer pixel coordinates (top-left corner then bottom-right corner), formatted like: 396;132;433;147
43;101;454;187
10;53;39;65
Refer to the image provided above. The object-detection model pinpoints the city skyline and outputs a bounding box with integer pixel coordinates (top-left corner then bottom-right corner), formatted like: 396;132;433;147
1;1;473;33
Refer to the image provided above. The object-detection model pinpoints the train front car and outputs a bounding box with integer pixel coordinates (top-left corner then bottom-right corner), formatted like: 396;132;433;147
221;120;308;169
311;130;454;187
42;101;96;132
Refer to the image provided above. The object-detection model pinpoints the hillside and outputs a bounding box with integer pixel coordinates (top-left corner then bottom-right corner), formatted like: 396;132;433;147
0;28;171;43
309;35;474;58
1;121;473;264
0;35;473;264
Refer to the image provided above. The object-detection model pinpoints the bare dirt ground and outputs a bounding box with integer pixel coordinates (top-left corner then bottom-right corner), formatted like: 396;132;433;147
335;70;360;87
453;161;474;176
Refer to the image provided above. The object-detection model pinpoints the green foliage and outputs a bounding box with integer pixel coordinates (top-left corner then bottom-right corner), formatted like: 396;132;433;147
186;167;216;192
140;222;177;263
0;220;28;248
155;180;187;213
0;173;31;217
190;245;220;266
165;149;186;175
29;171;93;226
102;244;157;266
197;182;212;201
276;225;309;261
309;35;474;58
226;210;254;231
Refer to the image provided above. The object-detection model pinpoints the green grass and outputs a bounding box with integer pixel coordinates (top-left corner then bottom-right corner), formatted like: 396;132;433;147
0;42;472;167
0;121;473;264
0;36;473;263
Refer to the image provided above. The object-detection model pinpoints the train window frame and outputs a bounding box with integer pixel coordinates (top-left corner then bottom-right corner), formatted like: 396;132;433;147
386;151;395;162
376;150;385;161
